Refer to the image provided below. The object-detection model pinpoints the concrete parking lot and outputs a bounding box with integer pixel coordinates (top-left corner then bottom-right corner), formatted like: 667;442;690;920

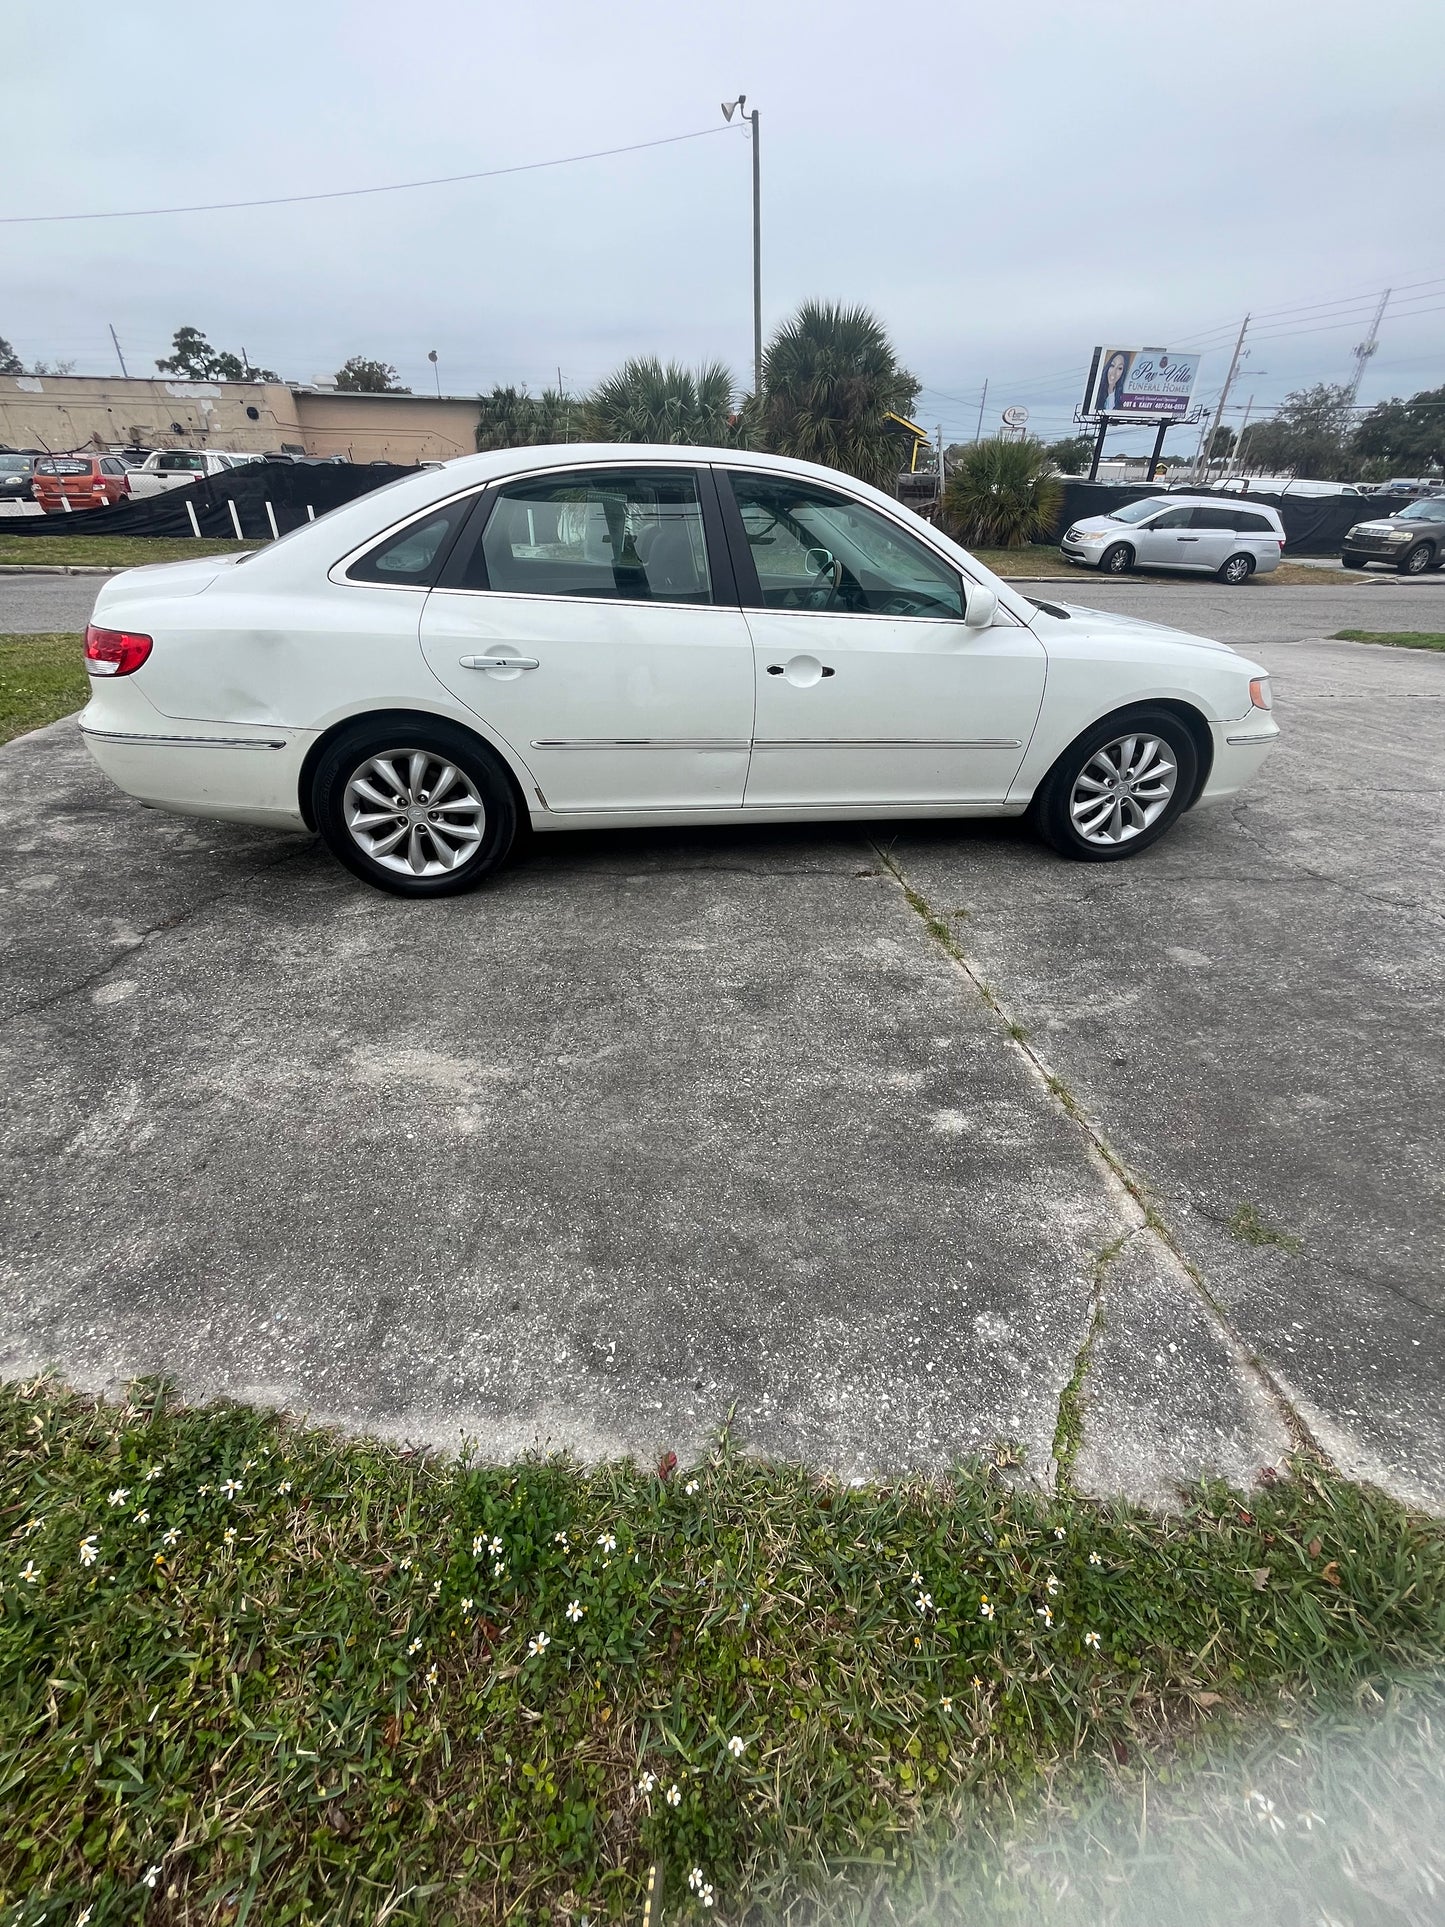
2;576;1441;1507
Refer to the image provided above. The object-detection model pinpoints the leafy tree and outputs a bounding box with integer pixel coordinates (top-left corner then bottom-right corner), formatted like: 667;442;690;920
1208;425;1237;461
752;301;920;490
1236;382;1352;479
28;359;76;377
0;336;22;376
1043;434;1094;473
942;436;1063;549
582;358;735;445
155;326;278;382
474;385;576;451
334;356;409;394
1350;385;1445;472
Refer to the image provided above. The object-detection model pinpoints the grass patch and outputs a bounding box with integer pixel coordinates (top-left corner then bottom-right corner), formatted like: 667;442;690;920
1226;1204;1304;1254
4;1381;1445;1923
0;633;86;744
1331;629;1445;651
0;535;261;569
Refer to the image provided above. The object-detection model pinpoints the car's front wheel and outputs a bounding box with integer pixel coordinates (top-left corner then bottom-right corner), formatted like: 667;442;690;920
1341;553;1366;569
1100;542;1133;574
311;719;519;897
1400;542;1435;575
1033;709;1198;863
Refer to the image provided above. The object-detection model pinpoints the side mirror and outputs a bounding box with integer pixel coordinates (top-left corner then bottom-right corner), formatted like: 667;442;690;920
963;583;999;630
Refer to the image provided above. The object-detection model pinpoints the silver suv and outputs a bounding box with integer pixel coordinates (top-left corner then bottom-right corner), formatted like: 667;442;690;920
1341;497;1445;574
1060;494;1286;583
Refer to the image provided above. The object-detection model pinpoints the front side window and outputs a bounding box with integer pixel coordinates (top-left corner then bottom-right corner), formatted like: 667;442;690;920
469;468;712;604
1148;507;1194;530
726;473;963;619
345;495;475;586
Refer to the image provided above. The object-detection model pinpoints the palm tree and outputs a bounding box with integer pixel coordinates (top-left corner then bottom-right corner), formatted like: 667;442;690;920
942;437;1063;549
753;301;919;490
474;385;575;452
582;358;735;445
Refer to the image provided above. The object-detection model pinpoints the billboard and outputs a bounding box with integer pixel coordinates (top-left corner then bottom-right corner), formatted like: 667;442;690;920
1084;346;1200;420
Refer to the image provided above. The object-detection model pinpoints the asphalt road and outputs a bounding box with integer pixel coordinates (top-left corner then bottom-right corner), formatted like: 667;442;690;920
1;575;1441;1508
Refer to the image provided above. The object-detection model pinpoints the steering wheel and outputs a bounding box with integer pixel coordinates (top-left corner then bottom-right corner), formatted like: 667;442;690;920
803;547;845;610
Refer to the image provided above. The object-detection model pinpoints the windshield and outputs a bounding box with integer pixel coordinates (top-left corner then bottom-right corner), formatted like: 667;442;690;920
1108;497;1170;525
1394;499;1445;521
0;455;31;474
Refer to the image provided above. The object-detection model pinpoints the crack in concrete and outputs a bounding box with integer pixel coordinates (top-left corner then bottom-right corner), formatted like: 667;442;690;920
870;839;1329;1477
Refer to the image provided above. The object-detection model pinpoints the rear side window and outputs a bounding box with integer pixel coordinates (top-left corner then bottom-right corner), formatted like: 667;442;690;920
465;468;713;604
1234;511;1277;535
345;496;476;586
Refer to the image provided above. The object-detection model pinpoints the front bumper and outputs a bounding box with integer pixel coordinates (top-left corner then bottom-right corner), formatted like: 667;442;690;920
1195;715;1280;805
1059;541;1103;567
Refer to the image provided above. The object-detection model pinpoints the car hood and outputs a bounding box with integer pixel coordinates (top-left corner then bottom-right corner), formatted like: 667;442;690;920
1030;598;1239;656
1349;516;1421;532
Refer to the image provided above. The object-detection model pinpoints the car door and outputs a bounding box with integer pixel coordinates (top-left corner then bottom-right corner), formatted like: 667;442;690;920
419;463;755;813
1179;506;1236;571
1131;504;1197;570
720;469;1045;808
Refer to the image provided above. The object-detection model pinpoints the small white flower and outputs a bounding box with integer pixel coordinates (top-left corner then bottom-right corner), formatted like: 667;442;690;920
638;1770;657;1796
278;1480;293;1495
461;1596;475;1613
79;1536;99;1567
223;1527;237;1548
1084;1630;1101;1650
136;1510;150;1525
487;1536;504;1557
911;1571;924;1587
688;1868;706;1893
428;1580;441;1599
684;1480;699;1495
665;1782;681;1806
527;1631;551;1657
939;1695;953;1710
566;1599;584;1623
407;1637;422;1655
1054;1526;1066;1541
196;1483;212;1496
701;1885;715;1908
1088;1552;1103;1567
20;1561;39;1584
399;1557;413;1571
1247;1790;1285;1834
1045;1575;1060;1596
219;1477;241;1502
914;1592;933;1614
727;1735;745;1758
425;1664;438;1687
107;1487;130;1507
162;1526;180;1549
554;1531;569;1547
142;1864;161;1887
979;1598;994;1620
597;1533;617;1553
145;1466;161;1481
77;1910;93;1926
472;1535;485;1556
1298;1809;1325;1832
1036;1605;1053;1627
492;1561;507;1580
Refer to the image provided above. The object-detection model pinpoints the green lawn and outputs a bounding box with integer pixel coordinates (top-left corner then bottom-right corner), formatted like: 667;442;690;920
3;1380;1443;1923
0;633;87;744
1332;630;1445;651
0;535;260;569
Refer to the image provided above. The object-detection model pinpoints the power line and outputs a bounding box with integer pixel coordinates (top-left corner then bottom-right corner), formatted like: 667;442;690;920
0;125;737;225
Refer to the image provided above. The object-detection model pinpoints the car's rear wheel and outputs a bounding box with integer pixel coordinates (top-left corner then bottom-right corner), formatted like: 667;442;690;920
1033;709;1198;863
311;719;518;897
1341;553;1366;569
1218;551;1255;584
1400;542;1434;575
1100;542;1133;574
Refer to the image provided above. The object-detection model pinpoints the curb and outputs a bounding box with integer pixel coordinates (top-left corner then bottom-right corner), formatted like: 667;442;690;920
0;564;120;576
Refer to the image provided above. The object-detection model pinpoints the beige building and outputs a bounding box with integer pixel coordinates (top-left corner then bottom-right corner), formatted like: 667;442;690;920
0;373;482;464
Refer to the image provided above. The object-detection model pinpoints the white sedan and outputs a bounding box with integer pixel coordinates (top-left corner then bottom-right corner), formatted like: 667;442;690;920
79;445;1279;896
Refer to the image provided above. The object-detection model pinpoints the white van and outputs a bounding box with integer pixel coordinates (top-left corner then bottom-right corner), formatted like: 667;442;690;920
1061;494;1286;584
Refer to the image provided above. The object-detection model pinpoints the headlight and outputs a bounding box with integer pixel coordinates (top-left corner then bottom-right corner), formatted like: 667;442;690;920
1383;528;1412;541
1249;676;1272;711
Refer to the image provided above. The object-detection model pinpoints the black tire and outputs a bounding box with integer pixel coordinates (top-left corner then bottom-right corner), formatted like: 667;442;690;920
1032;708;1199;864
311;717;519;897
1100;542;1133;574
1341;553;1366;569
1218;551;1255;585
1400;542;1434;576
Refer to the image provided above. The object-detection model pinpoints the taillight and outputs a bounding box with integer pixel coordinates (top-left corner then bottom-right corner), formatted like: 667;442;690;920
84;624;153;676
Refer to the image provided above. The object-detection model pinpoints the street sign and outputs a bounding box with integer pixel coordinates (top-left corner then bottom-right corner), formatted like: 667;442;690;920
1001;406;1029;428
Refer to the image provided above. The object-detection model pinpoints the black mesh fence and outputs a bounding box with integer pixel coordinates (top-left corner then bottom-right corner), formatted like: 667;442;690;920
2;461;415;540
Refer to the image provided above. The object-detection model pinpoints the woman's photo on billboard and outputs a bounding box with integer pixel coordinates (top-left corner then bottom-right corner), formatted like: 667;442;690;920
1095;349;1131;413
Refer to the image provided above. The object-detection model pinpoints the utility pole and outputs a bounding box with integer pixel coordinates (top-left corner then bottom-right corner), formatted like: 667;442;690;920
1344;287;1389;409
428;349;441;398
108;324;128;378
721;97;763;396
974;377;988;442
1228;394;1255;480
1194;314;1249;483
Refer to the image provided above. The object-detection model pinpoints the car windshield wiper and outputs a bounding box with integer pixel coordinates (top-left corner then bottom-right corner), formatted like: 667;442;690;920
1027;597;1070;618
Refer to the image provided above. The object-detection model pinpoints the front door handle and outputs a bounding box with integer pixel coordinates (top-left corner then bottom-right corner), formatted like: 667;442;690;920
767;662;835;678
458;654;540;671
1177;536;1200;543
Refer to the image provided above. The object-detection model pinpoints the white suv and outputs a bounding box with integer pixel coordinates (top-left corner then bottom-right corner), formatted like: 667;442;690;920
1061;495;1286;584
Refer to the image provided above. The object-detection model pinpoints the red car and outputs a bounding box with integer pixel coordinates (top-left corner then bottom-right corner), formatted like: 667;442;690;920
33;454;132;512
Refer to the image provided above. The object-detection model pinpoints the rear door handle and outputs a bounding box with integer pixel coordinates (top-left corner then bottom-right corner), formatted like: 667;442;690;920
1177;536;1200;543
458;654;540;671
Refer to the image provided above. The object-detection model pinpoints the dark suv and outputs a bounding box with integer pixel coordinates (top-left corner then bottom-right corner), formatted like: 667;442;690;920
1342;496;1445;573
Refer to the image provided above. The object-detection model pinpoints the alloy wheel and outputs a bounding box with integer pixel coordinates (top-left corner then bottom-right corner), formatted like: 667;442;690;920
1222;554;1253;584
1068;733;1178;846
343;749;486;876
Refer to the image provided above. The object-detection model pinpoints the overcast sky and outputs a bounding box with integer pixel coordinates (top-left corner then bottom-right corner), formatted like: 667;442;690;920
5;0;1444;454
